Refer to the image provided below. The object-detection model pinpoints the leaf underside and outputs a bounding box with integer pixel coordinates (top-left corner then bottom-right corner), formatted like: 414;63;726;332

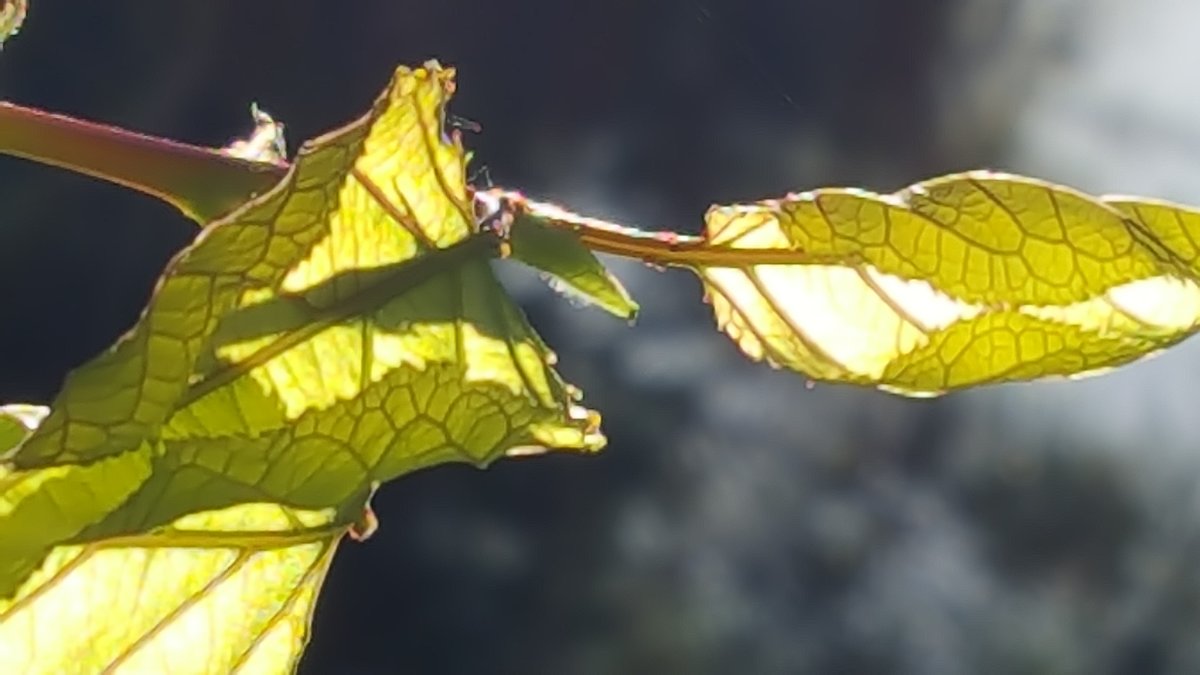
0;62;603;673
698;174;1200;395
506;210;638;320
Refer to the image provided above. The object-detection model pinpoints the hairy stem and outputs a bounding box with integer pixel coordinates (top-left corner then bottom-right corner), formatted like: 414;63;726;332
0;102;284;223
499;192;838;268
566;223;826;267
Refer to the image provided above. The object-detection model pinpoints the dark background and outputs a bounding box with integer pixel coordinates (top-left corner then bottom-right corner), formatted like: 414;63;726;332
5;1;1200;674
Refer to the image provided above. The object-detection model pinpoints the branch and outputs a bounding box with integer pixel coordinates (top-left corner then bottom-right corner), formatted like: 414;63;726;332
0;102;794;268
0;102;285;223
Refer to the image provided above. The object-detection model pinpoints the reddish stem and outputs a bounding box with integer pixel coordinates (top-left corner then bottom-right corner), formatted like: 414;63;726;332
0;101;286;223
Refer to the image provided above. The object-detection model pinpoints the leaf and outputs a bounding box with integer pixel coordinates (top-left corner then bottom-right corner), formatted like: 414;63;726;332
0;404;46;454
2;405;155;604
0;444;153;599
498;195;638;320
0;407;344;674
0;497;342;674
0;61;603;670
0;0;26;48
697;171;1200;395
12;60;598;469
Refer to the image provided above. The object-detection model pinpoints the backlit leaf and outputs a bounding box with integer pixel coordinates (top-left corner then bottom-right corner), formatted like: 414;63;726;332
0;0;26;48
698;171;1200;395
0;61;603;671
502;196;638;320
0;404;46;454
0;406;343;674
12;60;597;469
1;498;342;674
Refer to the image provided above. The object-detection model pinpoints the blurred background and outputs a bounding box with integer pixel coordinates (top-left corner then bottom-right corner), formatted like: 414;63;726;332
3;1;1200;673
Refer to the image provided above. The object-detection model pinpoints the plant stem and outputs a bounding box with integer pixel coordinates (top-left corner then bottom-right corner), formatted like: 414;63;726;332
0;102;284;223
565;222;821;267
0;103;812;267
500;192;838;268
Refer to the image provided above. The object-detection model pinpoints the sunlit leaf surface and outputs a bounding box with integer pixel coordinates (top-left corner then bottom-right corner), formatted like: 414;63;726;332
700;171;1200;395
0;62;602;672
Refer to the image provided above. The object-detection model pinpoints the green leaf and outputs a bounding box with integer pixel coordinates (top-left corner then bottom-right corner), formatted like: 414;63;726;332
0;405;150;606
503;200;638;320
1;496;342;674
0;62;603;670
696;170;1200;395
0;0;26;48
0;408;345;674
0;445;153;599
0;404;46;454
12;61;600;469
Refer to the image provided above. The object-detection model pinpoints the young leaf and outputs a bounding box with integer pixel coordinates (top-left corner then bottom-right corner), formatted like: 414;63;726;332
697;171;1200;395
500;195;638;320
221;103;288;165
